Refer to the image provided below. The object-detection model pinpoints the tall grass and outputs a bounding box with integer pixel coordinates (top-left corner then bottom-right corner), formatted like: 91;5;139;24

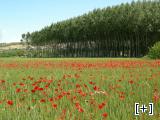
0;58;160;120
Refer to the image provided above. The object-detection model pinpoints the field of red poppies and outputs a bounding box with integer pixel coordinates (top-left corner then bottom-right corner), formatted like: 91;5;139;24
0;58;160;120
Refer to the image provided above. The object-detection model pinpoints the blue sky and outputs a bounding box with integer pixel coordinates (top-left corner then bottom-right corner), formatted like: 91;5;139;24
0;0;133;43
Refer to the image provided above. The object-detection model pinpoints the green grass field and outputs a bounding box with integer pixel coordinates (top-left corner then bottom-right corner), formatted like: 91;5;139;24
0;58;160;120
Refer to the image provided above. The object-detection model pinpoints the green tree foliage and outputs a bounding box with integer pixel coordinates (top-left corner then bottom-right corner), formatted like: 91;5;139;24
25;0;160;57
148;41;160;59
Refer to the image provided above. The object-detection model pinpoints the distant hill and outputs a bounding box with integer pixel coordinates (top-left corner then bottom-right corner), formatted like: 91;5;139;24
0;42;26;51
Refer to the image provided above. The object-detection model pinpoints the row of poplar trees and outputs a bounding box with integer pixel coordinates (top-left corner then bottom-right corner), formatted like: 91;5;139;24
23;0;160;57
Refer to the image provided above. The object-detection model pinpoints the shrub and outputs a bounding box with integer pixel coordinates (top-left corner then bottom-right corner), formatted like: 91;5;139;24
0;49;26;57
148;41;160;59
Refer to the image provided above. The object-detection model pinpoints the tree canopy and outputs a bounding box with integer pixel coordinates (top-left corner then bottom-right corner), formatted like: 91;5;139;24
23;0;160;57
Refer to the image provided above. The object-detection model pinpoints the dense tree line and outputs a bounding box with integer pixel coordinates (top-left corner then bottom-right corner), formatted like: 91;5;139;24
23;0;160;57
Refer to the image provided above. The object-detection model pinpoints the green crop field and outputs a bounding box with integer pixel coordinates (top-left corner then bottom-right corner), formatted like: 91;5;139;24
1;0;160;120
0;58;160;120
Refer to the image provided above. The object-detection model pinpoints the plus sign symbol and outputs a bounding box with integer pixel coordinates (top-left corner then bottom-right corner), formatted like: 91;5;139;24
140;104;148;113
135;103;153;116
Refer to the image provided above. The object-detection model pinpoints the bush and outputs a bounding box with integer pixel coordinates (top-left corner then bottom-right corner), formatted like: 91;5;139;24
0;49;26;57
148;41;160;59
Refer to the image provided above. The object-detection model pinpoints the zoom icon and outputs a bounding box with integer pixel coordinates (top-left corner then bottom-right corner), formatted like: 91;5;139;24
135;103;153;116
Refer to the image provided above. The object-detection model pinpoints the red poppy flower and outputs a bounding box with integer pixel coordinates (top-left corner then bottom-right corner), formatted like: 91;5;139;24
75;73;80;79
84;84;88;88
19;83;25;86
78;108;84;112
98;102;106;109
0;80;5;83
89;81;94;85
99;105;103;109
76;84;81;88
52;103;57;108
40;99;46;103
119;95;125;100
7;100;13;105
58;95;63;99
29;77;34;80
45;83;50;88
13;82;16;86
31;89;36;93
93;86;99;91
24;89;28;92
38;88;44;91
75;102;80;108
34;86;39;90
128;80;134;84
16;88;21;93
102;112;108;117
49;98;53;102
